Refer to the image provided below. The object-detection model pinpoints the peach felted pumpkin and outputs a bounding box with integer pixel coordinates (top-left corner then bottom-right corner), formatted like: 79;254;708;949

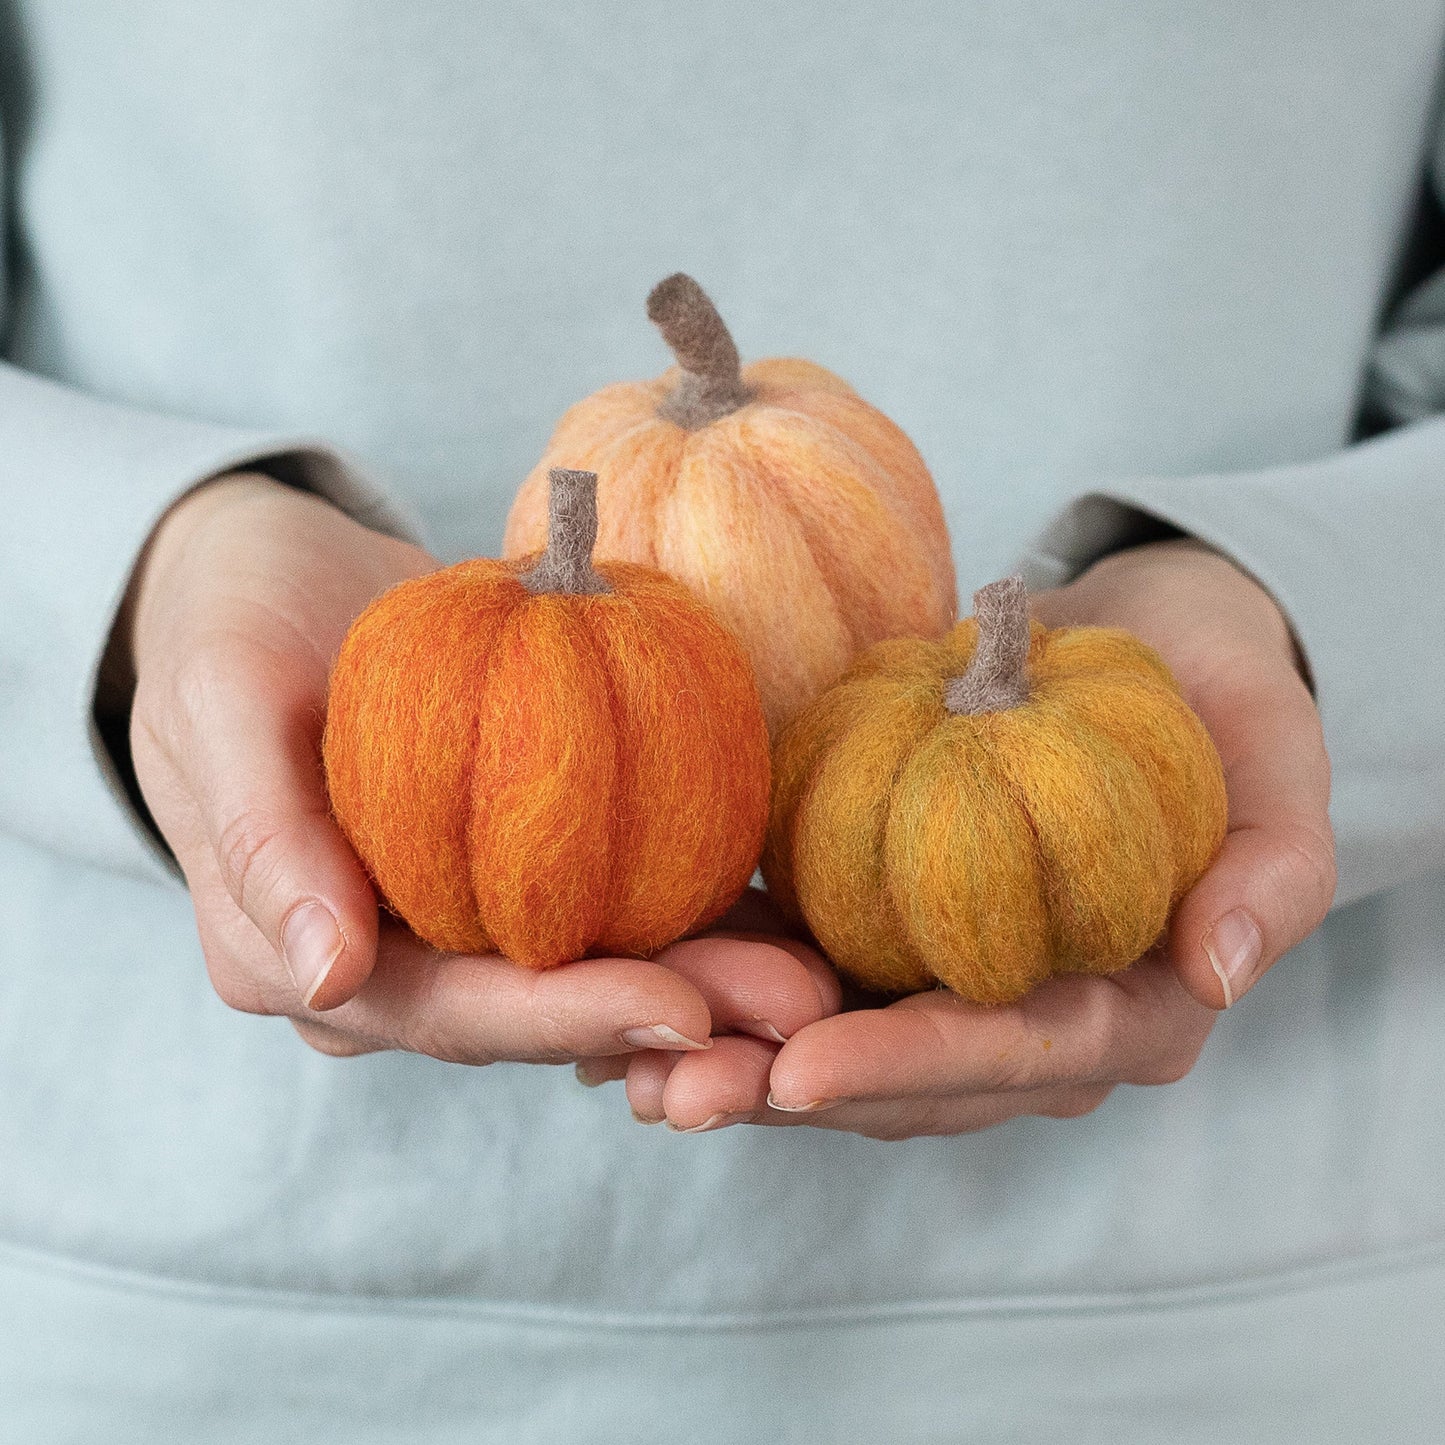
503;273;958;738
323;468;771;969
762;576;1227;1003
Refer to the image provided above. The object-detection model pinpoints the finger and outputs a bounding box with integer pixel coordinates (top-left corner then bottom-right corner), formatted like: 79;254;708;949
620;934;844;1125
1170;666;1336;1009
758;1083;1116;1140
157;795;354;1020
575;1055;632;1088
654;1034;781;1132
767;956;1213;1109
626;1049;683;1124
163;636;379;1011
290;1018;388;1058
629;1038;1115;1138
761;934;845;1018
314;920;714;1064
649;935;838;1044
683;887;845;1021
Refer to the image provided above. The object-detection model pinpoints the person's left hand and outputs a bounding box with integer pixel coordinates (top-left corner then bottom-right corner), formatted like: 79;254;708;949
607;539;1337;1138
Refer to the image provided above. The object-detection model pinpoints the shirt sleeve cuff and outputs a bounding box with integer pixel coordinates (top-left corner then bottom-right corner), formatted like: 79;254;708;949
0;362;422;883
1015;418;1445;906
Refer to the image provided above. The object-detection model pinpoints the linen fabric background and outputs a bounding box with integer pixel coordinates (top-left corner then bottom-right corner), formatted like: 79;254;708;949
2;3;1444;1440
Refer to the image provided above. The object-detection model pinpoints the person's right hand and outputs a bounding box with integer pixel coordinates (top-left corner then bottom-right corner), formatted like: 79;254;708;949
125;473;827;1064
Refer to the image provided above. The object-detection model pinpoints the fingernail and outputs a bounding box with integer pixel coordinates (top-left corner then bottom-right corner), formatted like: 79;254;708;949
765;1091;841;1114
619;1025;712;1051
667;1112;748;1134
574;1062;613;1088
630;1108;665;1126
738;1019;790;1045
1203;908;1264;1008
282;901;345;1007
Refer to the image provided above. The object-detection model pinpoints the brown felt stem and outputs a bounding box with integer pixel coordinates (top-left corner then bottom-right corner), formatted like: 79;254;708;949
519;469;612;596
647;273;753;428
944;576;1032;714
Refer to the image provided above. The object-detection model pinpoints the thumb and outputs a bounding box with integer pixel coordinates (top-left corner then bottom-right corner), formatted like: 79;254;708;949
183;645;379;1011
1169;669;1336;1009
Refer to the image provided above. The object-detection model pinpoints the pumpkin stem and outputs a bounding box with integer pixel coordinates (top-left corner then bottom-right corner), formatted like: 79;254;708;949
518;468;612;597
944;576;1032;714
647;273;753;428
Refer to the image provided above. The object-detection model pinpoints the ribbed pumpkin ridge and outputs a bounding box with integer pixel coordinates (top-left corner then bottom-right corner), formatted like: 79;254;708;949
325;468;771;968
503;274;958;739
762;577;1228;1003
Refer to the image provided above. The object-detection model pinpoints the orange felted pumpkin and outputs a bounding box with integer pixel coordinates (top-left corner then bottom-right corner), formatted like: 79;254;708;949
323;468;771;969
503;273;958;738
762;576;1227;1004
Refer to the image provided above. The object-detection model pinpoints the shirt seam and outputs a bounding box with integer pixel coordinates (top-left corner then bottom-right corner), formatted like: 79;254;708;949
2;1235;1443;1334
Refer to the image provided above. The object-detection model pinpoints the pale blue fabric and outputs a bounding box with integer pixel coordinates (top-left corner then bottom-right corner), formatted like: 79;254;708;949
2;2;1444;1439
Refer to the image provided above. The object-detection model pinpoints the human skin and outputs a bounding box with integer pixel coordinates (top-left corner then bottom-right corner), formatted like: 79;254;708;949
599;539;1338;1138
123;474;838;1063
124;479;1333;1131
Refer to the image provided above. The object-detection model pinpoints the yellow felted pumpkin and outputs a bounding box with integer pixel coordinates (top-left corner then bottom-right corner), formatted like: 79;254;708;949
503;273;958;737
762;576;1228;1003
323;468;771;970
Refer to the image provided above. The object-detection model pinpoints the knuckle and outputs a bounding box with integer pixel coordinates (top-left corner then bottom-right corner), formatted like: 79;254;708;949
1137;1044;1200;1087
975;1046;1033;1093
859;1099;960;1141
131;657;225;784
290;1020;378;1058
129;678;182;770
856;1117;918;1143
169;638;237;733
421;1038;488;1066
397;991;498;1069
919;1007;1026;1092
215;808;288;916
1065;986;1123;1082
391;1004;448;1060
413;1033;498;1068
1277;817;1338;920
526;995;580;1064
1042;1084;1113;1119
204;954;280;1016
392;962;480;1065
193;916;291;1017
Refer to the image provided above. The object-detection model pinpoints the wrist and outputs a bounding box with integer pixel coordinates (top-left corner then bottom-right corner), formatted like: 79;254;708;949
100;471;288;716
1073;537;1310;688
1159;538;1313;690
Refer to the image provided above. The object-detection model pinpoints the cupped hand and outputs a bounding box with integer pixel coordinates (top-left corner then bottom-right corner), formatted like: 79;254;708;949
620;539;1337;1137
126;474;830;1063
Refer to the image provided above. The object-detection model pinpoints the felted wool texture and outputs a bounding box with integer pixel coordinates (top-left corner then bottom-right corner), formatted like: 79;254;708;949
518;467;611;596
646;272;753;426
323;557;771;970
761;593;1228;1004
502;276;958;739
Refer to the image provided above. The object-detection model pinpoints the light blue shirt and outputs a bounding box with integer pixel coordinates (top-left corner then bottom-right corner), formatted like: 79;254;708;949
2;4;1444;1440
